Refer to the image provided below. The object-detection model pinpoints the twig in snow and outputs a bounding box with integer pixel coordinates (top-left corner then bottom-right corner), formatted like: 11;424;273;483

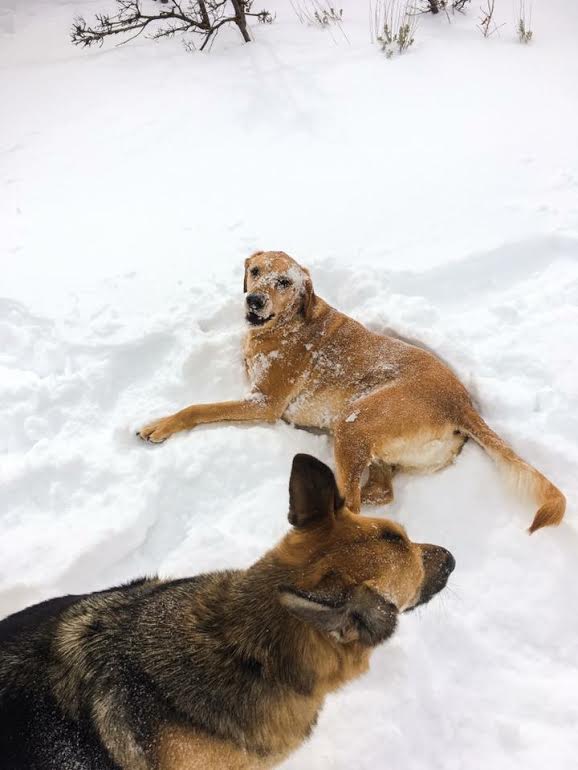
477;0;504;38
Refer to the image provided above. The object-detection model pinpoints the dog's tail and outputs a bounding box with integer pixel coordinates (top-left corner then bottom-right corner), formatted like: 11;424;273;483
459;408;565;533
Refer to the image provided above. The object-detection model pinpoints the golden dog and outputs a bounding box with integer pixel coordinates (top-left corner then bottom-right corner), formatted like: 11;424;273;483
138;251;565;533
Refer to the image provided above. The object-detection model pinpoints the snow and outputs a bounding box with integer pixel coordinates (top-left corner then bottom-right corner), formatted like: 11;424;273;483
247;349;281;387
1;0;578;768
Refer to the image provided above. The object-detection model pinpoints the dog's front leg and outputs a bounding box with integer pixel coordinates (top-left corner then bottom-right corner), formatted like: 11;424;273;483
137;396;282;444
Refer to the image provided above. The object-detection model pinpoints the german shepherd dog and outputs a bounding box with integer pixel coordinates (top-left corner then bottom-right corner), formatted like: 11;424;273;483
0;455;454;770
138;251;565;533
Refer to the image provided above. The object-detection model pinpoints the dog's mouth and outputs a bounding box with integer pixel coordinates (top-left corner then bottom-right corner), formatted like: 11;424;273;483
246;311;275;327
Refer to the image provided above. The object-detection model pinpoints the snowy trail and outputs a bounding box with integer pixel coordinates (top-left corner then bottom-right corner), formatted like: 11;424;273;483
2;0;578;768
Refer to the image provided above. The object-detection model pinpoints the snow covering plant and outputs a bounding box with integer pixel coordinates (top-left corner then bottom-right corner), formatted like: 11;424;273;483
370;0;417;58
70;0;273;52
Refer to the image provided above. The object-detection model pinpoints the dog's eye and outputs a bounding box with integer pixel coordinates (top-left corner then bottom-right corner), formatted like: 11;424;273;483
277;277;292;289
250;267;260;278
381;530;404;544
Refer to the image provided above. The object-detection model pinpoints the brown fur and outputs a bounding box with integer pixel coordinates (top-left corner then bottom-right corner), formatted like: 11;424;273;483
0;454;455;770
138;251;565;532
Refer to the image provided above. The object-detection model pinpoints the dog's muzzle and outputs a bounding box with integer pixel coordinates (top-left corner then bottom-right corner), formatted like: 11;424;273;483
245;292;273;326
406;546;455;611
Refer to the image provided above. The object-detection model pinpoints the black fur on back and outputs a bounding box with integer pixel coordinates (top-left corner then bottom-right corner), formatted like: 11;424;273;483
0;578;173;769
0;553;403;769
0;590;116;769
0;570;311;769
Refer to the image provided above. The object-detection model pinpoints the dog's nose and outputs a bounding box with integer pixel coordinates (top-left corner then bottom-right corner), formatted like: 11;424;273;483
440;548;456;576
246;293;266;311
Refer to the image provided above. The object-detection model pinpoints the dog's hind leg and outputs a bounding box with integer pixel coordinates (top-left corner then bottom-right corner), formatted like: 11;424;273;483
361;462;394;506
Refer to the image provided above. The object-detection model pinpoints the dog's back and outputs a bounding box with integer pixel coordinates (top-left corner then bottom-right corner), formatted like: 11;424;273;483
0;577;177;770
0;571;268;770
0;590;119;769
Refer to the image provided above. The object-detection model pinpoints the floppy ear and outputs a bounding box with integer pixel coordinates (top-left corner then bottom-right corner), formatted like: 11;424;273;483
244;251;264;293
279;589;354;642
279;583;398;646
300;269;316;320
243;258;249;293
288;454;344;528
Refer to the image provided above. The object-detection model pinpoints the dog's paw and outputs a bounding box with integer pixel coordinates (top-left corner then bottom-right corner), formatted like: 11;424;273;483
361;487;394;506
137;417;178;444
363;495;394;508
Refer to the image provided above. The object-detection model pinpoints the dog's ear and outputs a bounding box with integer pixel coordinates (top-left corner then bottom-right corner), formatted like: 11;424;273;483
288;454;344;528
279;583;398;646
244;251;264;293
300;269;316;320
243;257;250;293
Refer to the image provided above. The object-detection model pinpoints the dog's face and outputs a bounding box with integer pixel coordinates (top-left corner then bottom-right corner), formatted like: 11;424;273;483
243;251;314;328
277;455;455;647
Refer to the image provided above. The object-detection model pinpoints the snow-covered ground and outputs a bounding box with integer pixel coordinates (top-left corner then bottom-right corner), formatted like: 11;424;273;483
1;0;578;767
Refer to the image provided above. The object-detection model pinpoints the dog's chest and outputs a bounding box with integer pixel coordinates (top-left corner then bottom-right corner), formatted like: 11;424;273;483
244;338;355;429
245;348;283;388
283;389;341;430
158;694;322;769
244;335;308;393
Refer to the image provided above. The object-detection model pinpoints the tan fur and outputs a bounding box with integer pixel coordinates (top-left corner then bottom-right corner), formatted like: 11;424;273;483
137;251;565;532
277;513;425;612
459;409;566;533
153;508;430;770
157;726;276;770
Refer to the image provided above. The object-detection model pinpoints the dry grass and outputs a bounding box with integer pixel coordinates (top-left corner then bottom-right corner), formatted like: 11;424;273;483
517;0;533;43
370;0;417;58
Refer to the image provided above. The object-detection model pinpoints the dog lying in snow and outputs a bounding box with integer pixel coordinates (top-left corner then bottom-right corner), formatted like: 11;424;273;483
0;454;455;770
138;251;565;533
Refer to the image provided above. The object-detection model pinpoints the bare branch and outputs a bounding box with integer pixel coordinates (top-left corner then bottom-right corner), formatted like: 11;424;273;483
477;0;504;38
70;0;272;51
411;0;471;15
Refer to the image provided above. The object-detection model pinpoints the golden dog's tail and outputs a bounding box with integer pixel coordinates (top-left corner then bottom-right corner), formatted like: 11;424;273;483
460;408;565;533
